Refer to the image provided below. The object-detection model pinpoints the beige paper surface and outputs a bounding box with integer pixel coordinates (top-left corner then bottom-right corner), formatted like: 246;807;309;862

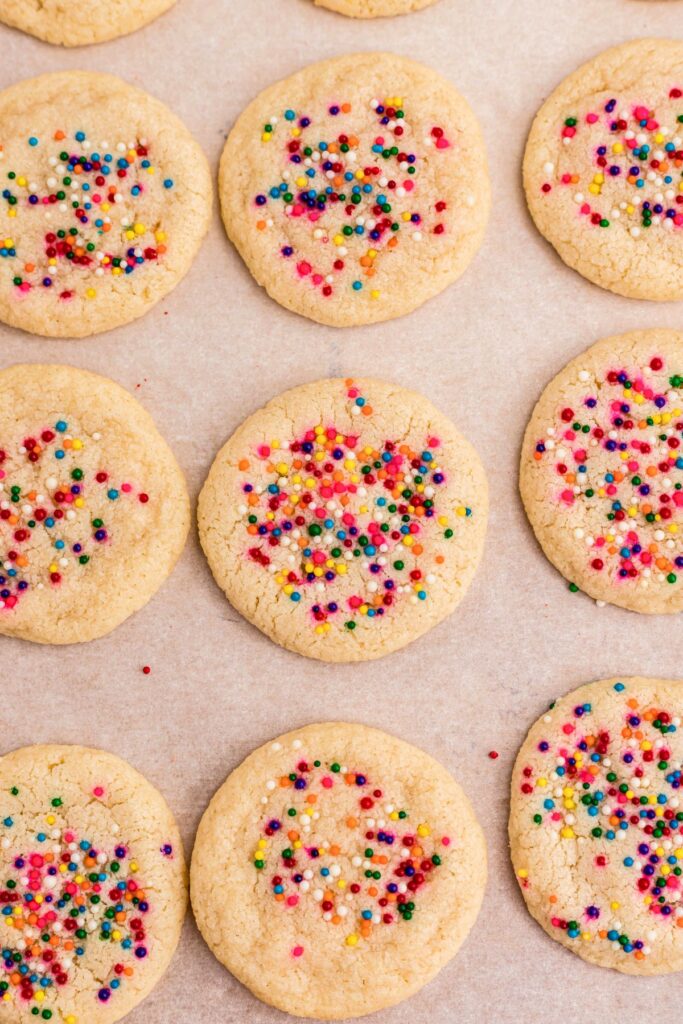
3;0;683;1020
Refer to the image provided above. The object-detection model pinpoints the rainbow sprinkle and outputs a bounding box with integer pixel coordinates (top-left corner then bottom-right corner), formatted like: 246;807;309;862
252;738;452;952
236;380;474;636
539;89;683;234
531;354;683;595
249;93;465;305
0;417;150;611
2;129;172;304
515;681;683;962
0;791;156;1018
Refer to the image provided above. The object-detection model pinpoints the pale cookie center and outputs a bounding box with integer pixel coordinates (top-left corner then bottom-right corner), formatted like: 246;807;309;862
1;129;172;303
235;381;474;637
0;790;169;1018
251;742;452;955
0;417;151;611
246;92;468;305
531;356;683;594
515;684;683;962
539;89;683;240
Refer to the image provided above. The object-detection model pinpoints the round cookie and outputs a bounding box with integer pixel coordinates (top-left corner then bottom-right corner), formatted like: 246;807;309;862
524;39;683;300
0;0;177;46
510;677;683;975
0;363;190;644
191;722;487;1019
219;53;490;327
0;743;186;1021
0;71;211;338
520;329;683;614
198;377;488;661
313;0;438;16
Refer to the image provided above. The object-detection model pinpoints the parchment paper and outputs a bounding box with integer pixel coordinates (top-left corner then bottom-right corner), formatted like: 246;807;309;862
3;1;683;1020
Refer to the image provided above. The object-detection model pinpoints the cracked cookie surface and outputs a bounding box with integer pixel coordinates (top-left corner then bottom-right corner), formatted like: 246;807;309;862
520;329;683;613
191;722;486;1019
219;52;489;327
0;71;211;338
510;677;683;975
198;377;488;661
0;0;178;47
524;39;683;300
0;363;190;644
0;743;186;1022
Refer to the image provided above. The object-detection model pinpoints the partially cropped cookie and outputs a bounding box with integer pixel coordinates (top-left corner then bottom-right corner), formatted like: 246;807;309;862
0;0;177;46
0;743;186;1021
520;329;683;613
220;53;490;326
0;71;211;337
314;0;438;16
0;364;190;644
192;722;486;1018
198;378;488;661
510;677;683;975
524;39;683;300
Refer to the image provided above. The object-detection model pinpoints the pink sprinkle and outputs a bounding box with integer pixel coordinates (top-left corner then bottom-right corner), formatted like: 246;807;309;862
121;483;132;493
292;945;304;958
321;776;333;788
586;112;598;124
436;137;450;149
441;836;451;847
93;787;104;798
296;261;311;277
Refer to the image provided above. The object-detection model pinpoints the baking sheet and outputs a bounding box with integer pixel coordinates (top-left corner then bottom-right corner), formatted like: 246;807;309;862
4;0;683;1020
